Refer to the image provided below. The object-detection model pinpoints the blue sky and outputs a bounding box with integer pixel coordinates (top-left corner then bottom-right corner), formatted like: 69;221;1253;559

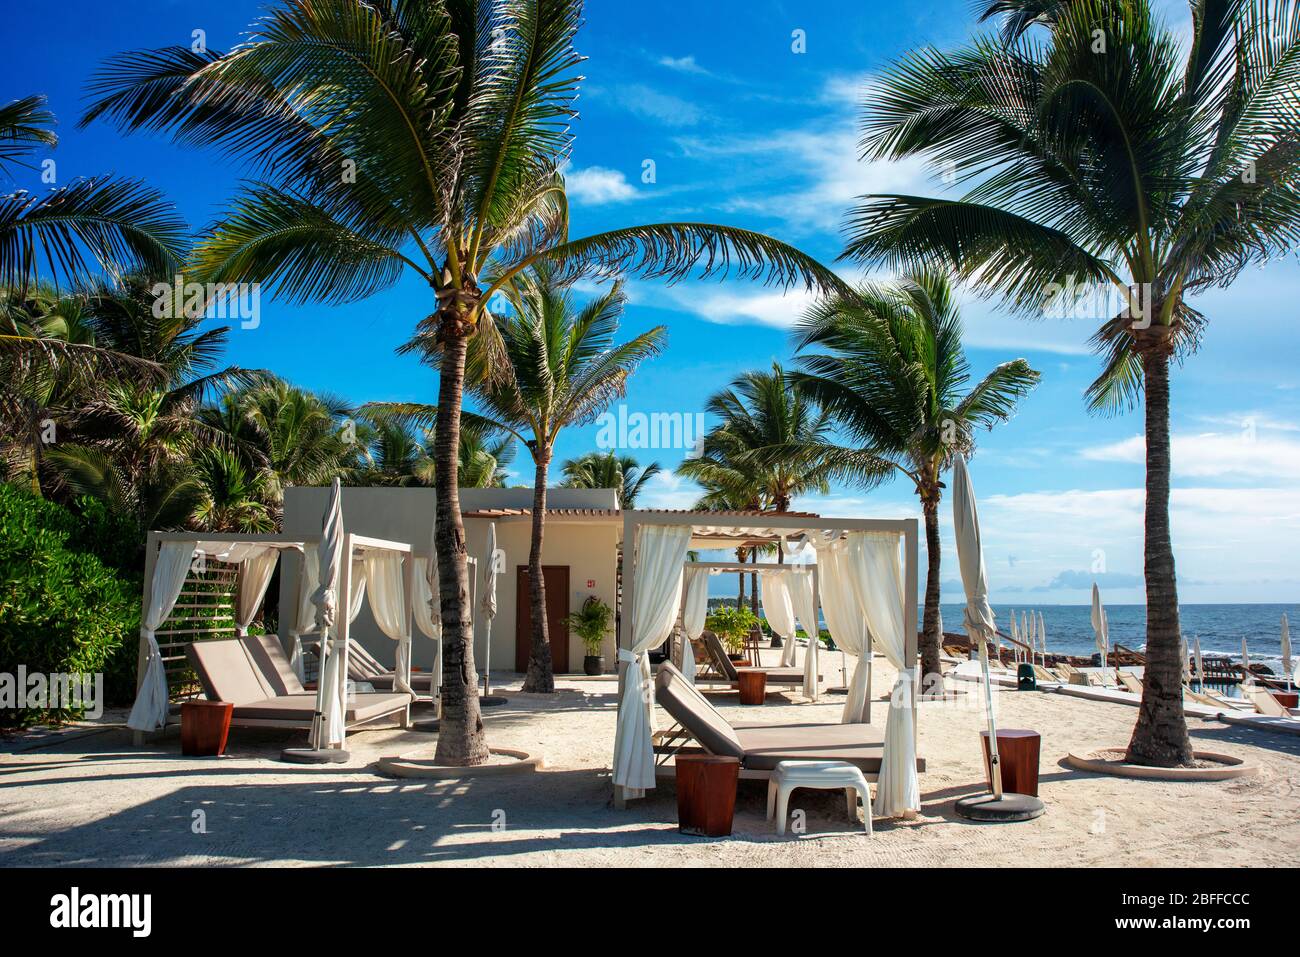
3;0;1298;604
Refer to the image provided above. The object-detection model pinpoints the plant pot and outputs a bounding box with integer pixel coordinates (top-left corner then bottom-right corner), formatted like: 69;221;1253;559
583;655;603;676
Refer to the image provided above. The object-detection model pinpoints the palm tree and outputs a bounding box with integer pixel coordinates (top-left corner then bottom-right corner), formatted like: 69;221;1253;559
561;450;661;507
0;95;185;294
377;267;664;691
190;446;274;533
457;421;516;488
84;0;843;765
794;271;1039;687
843;0;1300;765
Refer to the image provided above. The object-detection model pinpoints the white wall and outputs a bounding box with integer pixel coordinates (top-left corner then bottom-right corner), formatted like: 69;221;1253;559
279;487;621;675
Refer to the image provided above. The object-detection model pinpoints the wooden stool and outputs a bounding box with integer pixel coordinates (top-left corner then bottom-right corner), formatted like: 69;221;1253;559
980;729;1041;796
676;754;741;836
181;700;233;757
736;669;767;705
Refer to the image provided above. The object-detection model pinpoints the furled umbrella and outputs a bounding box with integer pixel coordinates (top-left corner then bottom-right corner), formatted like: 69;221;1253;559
951;454;1043;821
1241;636;1252;687
426;518;442;709
1037;611;1047;669
480;522;499;697
1194;636;1205;690
283;478;348;763
1091;584;1107;680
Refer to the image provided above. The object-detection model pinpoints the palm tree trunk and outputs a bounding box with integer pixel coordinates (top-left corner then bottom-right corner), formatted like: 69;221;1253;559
736;547;746;609
1126;346;1194;766
920;494;944;693
522;451;555;692
432;329;489;767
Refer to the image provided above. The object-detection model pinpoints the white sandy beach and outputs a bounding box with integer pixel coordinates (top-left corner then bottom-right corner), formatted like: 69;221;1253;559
2;657;1297;868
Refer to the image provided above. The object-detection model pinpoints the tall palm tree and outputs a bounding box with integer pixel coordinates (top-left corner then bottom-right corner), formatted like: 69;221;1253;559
85;0;843;765
679;363;837;513
561;450;661;506
843;0;1300;765
456;420;516;488
794;271;1039;687
377;267;664;690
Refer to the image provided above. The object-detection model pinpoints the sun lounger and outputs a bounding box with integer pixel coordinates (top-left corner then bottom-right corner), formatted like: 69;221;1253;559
1248;688;1292;718
701;631;813;688
187;637;410;731
653;661;922;780
342;640;436;694
1117;672;1144;695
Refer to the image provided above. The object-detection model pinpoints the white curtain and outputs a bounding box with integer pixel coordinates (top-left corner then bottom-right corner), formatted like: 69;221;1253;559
288;550;320;681
789;568;820;700
680;567;710;684
235;548;280;636
760;571;798;667
348;562;367;624
843;531;919;818
818;542;872;723
613;525;692;798
412;557;443;690
128;541;196;731
364;551;415;698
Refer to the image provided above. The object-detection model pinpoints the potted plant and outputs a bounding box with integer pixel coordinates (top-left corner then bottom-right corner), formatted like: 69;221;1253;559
705;605;758;659
565;596;613;676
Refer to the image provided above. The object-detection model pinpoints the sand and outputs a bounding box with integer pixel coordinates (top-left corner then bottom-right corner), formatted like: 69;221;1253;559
1;656;1297;868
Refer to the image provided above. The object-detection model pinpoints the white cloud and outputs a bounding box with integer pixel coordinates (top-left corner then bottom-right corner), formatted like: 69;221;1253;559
658;55;708;76
1081;426;1300;479
663;286;821;330
565;166;640;205
610;84;702;126
637;470;702;510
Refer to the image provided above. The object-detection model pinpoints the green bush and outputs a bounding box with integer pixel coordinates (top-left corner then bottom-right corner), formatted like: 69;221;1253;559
705;605;759;654
0;483;141;727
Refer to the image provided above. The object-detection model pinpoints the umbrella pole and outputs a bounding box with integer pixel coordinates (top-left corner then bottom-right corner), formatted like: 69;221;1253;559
483;619;492;697
979;637;1003;799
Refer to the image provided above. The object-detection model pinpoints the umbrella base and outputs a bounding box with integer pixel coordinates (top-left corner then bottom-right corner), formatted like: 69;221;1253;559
280;747;350;765
826;686;849;695
410;719;440;733
954;792;1044;822
481;695;509;707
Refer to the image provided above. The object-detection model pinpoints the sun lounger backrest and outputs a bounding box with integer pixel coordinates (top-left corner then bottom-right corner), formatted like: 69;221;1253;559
346;641;388;679
187;638;277;705
655;662;744;759
242;635;306;695
1249;689;1288;717
701;631;739;681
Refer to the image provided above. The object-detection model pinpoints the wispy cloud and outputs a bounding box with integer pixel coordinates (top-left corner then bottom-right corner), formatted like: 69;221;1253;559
1081;423;1300;480
657;54;709;76
605;83;703;126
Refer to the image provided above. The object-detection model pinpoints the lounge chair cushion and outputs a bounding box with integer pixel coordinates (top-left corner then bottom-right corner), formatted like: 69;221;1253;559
731;722;889;773
655;662;745;759
242;635;307;695
736;666;805;686
364;672;436;692
187;638;278;705
232;692;409;723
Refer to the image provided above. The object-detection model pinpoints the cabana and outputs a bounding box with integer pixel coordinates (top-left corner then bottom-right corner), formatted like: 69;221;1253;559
613;510;920;816
128;530;425;747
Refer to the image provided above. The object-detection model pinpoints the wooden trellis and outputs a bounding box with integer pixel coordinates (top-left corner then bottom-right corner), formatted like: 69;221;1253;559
153;557;240;698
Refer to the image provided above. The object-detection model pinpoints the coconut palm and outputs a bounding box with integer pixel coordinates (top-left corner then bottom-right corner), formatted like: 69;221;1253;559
376;267;664;690
844;0;1300;764
561;450;661;507
793;271;1039;687
457;420;516;488
83;0;843;765
0;95;185;293
679;363;837;513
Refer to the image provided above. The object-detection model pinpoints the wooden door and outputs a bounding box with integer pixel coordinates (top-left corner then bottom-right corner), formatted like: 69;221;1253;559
515;565;570;673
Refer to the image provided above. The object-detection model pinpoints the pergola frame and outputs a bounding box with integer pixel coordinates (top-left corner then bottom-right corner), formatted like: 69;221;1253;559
616;510;919;808
134;530;418;748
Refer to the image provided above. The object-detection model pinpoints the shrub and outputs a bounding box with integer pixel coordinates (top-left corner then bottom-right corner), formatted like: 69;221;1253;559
0;483;141;727
705;605;759;654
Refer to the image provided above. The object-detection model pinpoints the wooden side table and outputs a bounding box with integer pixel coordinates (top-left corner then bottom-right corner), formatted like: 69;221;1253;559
1271;690;1299;709
736;669;767;705
182;700;233;757
676;754;741;836
980;728;1041;796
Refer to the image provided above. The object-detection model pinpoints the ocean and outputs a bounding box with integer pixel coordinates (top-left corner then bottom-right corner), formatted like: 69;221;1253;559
940;602;1299;675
